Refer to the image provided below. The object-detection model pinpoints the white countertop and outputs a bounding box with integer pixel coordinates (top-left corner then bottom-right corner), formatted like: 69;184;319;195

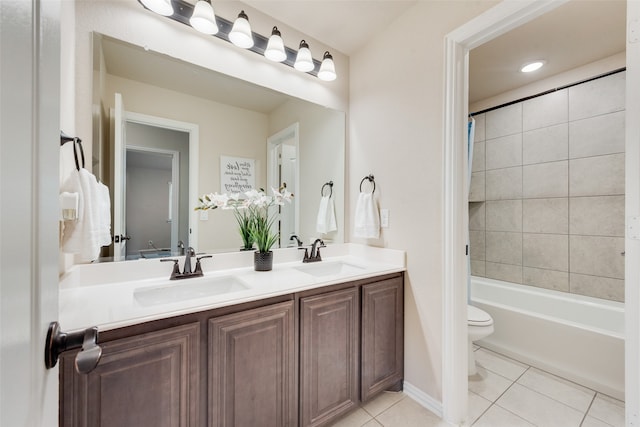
59;244;405;332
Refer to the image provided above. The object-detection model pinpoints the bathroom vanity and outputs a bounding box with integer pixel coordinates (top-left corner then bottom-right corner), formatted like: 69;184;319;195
57;244;405;427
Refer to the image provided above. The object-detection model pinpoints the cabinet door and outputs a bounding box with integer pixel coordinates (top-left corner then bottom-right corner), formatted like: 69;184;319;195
209;300;295;427
361;277;404;401
300;287;359;427
60;322;200;427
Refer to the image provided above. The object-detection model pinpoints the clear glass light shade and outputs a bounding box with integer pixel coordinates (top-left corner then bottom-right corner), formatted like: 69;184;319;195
190;0;218;35
318;52;336;81
294;41;314;72
140;0;174;16
265;28;286;62
229;11;254;49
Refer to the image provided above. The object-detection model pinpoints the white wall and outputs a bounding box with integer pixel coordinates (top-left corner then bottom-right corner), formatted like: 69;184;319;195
349;0;498;402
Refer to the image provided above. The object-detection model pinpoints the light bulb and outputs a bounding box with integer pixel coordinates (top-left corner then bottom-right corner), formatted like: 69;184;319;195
294;40;314;72
229;10;254;49
140;0;174;16
318;51;336;81
190;0;218;35
520;61;545;73
265;27;287;62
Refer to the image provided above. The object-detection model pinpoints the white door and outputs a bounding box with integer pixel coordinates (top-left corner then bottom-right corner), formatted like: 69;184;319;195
0;0;60;425
113;92;128;260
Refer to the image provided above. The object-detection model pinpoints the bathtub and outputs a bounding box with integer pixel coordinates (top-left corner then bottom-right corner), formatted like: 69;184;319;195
470;276;625;400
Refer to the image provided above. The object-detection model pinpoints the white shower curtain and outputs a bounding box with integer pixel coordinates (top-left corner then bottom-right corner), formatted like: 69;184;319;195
467;117;476;303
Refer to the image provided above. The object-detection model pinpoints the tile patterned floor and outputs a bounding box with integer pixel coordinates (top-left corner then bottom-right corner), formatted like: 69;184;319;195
329;346;626;427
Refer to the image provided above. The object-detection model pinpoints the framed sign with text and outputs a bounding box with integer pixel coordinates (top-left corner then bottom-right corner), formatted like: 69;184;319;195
220;156;255;193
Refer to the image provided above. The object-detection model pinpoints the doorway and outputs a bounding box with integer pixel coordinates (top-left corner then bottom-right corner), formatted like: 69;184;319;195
443;1;640;424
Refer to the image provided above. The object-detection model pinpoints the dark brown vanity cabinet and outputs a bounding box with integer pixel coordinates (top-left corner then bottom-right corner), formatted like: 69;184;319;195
60;323;200;427
208;301;296;427
361;276;404;401
60;273;403;427
299;287;360;427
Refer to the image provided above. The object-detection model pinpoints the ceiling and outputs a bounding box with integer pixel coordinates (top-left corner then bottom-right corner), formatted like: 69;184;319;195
469;0;626;103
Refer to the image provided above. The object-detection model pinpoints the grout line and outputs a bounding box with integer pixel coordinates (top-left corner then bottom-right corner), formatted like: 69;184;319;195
579;393;598;427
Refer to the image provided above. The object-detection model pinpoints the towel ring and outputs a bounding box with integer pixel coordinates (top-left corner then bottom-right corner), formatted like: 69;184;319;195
321;181;333;197
359;174;375;194
60;131;85;171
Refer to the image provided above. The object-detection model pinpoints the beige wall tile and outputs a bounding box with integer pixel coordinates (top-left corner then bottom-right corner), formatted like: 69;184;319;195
569;154;624;197
523;161;568;198
523;267;569;292
486;103;522;139
472;140;485;172
523;233;568;271
570;235;624;279
471;260;486;277
486;167;522;200
569;111;625;159
522;198;568;234
473;113;486;142
470;230;486;261
486;134;522;170
469;171;485;202
469;202;485;231
523;89;568;131
569;71;625;121
486;262;523;284
570;273;624;302
486;200;522;232
523;123;568;165
486;231;522;265
570;196;624;237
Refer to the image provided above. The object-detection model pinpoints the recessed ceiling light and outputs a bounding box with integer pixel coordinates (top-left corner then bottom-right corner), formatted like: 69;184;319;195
520;61;545;73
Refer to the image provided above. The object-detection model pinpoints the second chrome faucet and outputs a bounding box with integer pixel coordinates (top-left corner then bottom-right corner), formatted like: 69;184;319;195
161;247;212;280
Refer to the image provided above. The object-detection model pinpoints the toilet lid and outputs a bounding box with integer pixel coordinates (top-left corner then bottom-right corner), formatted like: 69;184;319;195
468;305;493;326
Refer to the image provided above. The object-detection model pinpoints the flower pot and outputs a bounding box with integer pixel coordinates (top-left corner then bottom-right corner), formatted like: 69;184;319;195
254;251;273;271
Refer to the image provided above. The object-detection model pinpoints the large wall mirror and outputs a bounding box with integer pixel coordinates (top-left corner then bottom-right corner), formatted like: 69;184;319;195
92;33;345;261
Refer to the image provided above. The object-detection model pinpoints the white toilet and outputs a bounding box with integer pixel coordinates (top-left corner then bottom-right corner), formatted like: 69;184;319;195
467;304;494;375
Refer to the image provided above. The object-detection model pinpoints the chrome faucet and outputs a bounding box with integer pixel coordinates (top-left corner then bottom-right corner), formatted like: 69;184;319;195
301;239;325;263
177;240;185;256
161;247;212;280
290;234;303;247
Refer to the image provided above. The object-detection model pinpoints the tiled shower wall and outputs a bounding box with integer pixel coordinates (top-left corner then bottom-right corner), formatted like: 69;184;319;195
469;71;625;302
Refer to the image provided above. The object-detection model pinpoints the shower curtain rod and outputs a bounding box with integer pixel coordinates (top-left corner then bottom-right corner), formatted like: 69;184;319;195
469;67;626;117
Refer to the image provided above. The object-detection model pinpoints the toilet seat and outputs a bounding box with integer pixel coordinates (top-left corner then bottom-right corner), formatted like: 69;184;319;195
468;305;493;327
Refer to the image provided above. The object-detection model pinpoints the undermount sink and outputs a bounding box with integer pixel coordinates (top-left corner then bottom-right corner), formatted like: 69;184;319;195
294;261;366;278
134;276;250;306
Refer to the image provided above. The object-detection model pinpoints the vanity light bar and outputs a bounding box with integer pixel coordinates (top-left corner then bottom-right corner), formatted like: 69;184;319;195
138;0;326;78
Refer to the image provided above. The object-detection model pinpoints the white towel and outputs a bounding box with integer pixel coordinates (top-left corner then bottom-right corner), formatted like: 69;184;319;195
61;169;110;262
354;192;380;239
316;195;337;234
97;182;112;247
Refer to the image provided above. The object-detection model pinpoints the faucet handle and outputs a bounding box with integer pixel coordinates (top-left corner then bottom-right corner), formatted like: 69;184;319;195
160;258;180;279
194;255;212;275
298;246;309;261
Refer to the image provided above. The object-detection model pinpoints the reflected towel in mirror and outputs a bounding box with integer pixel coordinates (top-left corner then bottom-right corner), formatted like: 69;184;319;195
316;195;337;234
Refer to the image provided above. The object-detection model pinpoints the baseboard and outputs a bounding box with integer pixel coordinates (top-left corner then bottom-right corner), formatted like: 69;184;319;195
402;381;443;418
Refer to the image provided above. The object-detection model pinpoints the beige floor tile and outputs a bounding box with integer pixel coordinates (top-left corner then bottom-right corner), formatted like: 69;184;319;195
468;391;492;424
587;393;625;427
330;408;373;427
468;366;514;402
361;420;383;427
496;383;584;426
581;415;615;427
362;391;405;417
474;348;528;381
517;367;595;412
472;404;535;427
376;396;447;427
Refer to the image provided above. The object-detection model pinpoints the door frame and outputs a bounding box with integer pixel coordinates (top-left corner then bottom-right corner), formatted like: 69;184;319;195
439;0;640;424
267;123;300;245
0;0;61;424
126;145;180;255
125;112;200;251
